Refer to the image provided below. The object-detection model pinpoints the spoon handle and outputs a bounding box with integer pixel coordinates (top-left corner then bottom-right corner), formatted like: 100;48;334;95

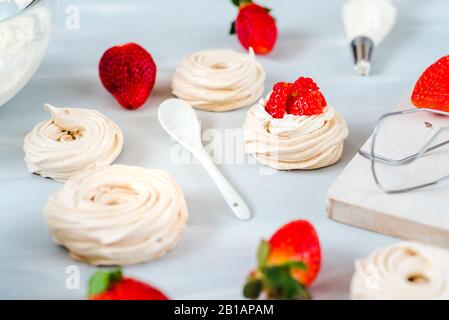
196;150;251;220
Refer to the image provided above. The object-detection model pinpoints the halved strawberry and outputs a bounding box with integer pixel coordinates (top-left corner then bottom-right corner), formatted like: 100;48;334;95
412;55;449;112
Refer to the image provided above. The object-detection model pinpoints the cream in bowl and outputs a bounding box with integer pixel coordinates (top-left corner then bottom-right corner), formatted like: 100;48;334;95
0;0;52;107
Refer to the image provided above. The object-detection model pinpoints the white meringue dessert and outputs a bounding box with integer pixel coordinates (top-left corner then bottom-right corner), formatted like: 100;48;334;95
172;48;265;112
23;104;123;182
243;87;348;170
351;242;449;300
44;165;189;266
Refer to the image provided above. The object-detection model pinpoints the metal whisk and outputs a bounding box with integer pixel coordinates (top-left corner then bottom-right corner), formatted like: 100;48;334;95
359;108;449;194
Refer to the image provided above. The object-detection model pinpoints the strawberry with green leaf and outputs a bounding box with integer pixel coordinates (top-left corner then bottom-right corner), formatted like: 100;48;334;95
88;268;169;300
243;220;321;300
230;0;278;55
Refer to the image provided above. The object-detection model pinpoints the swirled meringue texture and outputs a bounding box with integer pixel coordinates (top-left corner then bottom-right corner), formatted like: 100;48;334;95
44;165;189;266
351;242;449;300
243;98;349;170
172;48;265;112
24;104;123;182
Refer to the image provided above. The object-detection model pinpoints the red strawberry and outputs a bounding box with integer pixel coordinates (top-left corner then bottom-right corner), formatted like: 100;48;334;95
412;55;449;112
265;82;292;118
268;220;321;286
230;1;278;55
243;220;321;300
99;43;156;110
88;268;169;300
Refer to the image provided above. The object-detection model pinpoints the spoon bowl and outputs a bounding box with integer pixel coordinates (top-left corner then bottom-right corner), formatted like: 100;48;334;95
158;98;251;221
158;98;203;151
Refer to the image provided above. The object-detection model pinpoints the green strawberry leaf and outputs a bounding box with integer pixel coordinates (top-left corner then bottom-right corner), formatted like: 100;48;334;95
263;265;297;299
243;278;263;299
257;240;270;269
88;268;122;298
285;260;307;270
229;21;236;35
231;0;252;7
262;265;311;300
294;282;312;300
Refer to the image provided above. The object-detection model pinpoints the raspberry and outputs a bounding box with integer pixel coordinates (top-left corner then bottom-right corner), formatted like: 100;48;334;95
287;91;325;116
293;77;319;93
265;77;326;118
286;77;326;116
265;82;292;119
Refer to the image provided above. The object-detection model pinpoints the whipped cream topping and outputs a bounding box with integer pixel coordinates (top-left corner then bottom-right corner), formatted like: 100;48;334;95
24;104;123;182
343;0;397;46
351;242;449;300
0;2;51;107
243;97;348;170
44;165;189;266
172;48;265;112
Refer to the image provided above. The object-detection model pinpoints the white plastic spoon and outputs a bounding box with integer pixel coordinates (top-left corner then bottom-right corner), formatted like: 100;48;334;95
158;98;251;221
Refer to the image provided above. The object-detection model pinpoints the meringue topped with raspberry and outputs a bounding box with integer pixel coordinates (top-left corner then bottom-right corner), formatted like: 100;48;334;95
243;77;348;170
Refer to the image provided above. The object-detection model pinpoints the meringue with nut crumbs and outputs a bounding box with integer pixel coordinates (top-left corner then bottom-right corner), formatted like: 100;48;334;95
23;104;123;182
44;165;188;266
243;96;348;170
351;242;449;300
172;48;265;112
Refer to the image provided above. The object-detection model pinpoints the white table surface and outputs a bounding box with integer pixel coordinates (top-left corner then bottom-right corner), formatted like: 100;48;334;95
1;0;448;300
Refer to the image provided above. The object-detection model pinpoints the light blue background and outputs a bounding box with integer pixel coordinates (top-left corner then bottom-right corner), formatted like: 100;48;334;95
0;0;447;299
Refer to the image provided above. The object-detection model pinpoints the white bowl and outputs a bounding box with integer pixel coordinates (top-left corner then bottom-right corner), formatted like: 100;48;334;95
0;0;52;107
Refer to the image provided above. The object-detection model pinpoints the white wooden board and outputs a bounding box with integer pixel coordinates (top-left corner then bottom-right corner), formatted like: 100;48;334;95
327;96;449;248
